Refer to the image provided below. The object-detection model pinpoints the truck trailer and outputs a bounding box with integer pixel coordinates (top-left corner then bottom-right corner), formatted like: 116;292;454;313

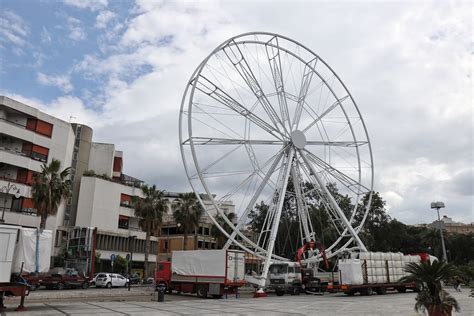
328;251;434;295
155;249;246;298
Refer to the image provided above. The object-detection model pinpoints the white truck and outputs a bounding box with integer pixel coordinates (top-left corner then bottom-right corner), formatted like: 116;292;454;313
155;250;246;298
329;251;435;295
0;224;52;311
267;262;302;296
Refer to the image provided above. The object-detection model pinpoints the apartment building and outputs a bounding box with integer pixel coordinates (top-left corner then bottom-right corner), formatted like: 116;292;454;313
1;96;237;277
74;142;159;275
0;96;75;243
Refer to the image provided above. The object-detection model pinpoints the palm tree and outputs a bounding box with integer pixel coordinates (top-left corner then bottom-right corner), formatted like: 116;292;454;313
211;212;236;249
31;159;71;229
171;192;203;250
400;260;460;316
134;185;167;278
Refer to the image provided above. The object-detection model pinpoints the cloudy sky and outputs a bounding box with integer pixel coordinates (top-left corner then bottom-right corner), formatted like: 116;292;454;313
1;0;472;225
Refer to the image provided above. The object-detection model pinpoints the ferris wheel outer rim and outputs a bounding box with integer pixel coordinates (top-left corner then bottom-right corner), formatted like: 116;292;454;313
179;31;374;261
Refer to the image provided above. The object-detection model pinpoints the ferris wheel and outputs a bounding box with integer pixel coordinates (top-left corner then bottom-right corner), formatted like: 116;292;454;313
179;32;373;286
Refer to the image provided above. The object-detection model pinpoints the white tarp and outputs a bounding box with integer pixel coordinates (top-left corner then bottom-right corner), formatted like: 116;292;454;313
12;228;52;273
172;250;226;277
0;225;20;282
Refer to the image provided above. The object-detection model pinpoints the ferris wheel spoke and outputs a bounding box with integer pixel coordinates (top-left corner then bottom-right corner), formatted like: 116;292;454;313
194;75;284;140
303;149;369;194
189;144;243;180
297;149;367;251
259;149;294;287
183;137;286;146
218;145;287;203
293;57;318;130
291;162;313;243
302;95;350;133
222;41;290;137
223;149;286;249
265;36;291;130
305;140;368;147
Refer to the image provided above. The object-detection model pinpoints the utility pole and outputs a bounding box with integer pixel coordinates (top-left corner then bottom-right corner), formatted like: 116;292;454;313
430;202;448;262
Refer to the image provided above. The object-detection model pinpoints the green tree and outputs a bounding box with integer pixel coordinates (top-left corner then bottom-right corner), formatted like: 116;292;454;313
211;212;237;248
172;192;203;250
401;261;459;315
31;159;71;229
134;185;167;278
114;255;128;275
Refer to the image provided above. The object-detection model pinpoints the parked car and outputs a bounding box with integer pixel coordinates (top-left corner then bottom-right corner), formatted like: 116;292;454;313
89;273;100;286
127;273;141;285
42;271;89;290
95;273;129;288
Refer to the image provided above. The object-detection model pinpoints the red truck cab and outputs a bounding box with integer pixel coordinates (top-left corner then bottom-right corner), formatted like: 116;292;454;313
155;262;172;290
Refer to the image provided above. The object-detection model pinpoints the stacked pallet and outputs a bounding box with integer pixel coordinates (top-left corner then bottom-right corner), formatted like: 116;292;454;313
339;252;421;285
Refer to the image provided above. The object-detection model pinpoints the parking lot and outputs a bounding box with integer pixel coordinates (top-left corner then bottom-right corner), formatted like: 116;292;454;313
2;288;472;315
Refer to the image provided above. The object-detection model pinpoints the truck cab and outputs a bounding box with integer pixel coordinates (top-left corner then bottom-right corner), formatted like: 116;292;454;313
268;262;302;296
155;261;172;290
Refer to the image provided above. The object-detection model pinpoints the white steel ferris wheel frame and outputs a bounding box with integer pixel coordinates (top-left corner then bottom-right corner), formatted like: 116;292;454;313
179;32;374;284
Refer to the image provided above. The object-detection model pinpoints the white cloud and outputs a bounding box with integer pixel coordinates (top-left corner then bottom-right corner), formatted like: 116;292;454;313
95;10;116;29
0;10;29;48
63;0;108;11
37;72;74;93
40;26;52;44
67;16;86;41
5;1;473;224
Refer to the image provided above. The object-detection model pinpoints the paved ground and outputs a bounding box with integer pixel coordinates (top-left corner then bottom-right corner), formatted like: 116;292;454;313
2;288;473;315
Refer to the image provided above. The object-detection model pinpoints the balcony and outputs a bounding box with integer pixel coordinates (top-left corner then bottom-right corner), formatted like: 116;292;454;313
0;118;51;148
0;177;32;198
0;148;43;173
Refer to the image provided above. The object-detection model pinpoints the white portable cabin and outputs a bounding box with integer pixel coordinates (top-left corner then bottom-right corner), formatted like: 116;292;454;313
0;224;53;282
0;225;20;282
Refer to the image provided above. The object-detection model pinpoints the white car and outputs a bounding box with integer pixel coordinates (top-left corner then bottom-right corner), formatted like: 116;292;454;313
95;273;129;288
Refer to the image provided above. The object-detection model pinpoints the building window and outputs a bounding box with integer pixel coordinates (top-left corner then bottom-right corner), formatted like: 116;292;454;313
120;193;133;207
118;215;129;229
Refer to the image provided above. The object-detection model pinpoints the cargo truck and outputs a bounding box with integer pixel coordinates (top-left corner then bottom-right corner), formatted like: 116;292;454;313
155;250;246;298
328;251;435;295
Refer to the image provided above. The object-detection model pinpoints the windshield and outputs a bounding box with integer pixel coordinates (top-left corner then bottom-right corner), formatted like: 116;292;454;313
269;264;288;274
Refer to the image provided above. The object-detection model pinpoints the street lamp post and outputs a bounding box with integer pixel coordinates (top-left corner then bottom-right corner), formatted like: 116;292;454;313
176;223;182;250
1;182;21;223
430;201;448;262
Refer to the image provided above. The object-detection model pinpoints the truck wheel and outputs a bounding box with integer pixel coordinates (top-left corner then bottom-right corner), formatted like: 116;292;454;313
196;285;208;298
57;283;65;290
397;287;406;293
82;282;89;289
361;287;373;296
375;287;386;295
290;287;300;296
106;282;112;289
276;290;285;296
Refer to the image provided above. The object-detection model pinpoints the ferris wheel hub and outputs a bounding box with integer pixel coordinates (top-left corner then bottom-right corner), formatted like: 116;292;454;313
291;130;307;149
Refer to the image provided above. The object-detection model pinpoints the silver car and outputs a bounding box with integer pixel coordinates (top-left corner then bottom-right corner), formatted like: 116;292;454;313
95;273;129;288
